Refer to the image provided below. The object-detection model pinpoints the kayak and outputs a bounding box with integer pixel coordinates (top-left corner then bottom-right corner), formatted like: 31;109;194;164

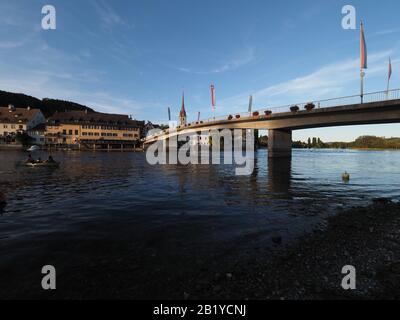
27;145;40;152
24;162;60;168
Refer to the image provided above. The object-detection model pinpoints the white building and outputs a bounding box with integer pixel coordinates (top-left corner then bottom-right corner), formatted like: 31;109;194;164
0;105;45;137
27;124;46;145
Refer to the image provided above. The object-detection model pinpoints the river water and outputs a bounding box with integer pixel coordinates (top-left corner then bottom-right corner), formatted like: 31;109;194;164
0;148;399;298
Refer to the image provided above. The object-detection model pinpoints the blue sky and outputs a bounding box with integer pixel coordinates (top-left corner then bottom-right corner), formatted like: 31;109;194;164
1;0;400;141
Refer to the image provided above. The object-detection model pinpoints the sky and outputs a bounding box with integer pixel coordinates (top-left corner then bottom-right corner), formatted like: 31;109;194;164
0;0;400;142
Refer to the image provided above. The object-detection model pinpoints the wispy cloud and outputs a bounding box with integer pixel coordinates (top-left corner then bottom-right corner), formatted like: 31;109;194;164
218;50;395;113
371;29;400;37
83;92;159;117
0;61;158;119
176;47;256;75
91;0;131;29
0;39;28;49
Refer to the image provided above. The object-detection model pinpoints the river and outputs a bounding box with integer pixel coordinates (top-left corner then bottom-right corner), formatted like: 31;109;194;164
0;148;399;298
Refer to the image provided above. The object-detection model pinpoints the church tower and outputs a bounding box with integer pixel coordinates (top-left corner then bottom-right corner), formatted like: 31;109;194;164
179;92;187;126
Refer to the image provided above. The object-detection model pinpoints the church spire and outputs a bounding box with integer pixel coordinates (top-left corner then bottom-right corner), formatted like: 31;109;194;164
179;91;187;126
181;92;186;113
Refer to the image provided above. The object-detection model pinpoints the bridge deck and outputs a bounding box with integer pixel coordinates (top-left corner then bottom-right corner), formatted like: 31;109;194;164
145;89;400;143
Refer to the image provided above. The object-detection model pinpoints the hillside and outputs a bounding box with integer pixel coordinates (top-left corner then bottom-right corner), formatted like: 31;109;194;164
0;90;95;118
328;136;400;149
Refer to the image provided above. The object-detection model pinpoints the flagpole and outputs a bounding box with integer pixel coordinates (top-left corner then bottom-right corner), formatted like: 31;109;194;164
360;69;364;104
211;84;216;121
248;95;253;116
360;21;367;104
387;78;390;94
386;77;390;100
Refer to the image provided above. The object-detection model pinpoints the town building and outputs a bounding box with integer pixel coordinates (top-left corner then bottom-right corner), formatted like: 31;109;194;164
0;105;46;138
27;124;46;145
46;110;144;149
143;121;161;138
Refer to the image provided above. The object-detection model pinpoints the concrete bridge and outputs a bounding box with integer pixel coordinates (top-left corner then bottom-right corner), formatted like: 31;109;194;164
144;89;400;157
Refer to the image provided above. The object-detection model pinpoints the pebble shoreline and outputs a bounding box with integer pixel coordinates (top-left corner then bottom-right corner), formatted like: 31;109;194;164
191;199;400;300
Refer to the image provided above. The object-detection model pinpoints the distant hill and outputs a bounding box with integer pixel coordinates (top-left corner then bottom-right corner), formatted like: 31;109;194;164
0;90;95;118
328;136;400;150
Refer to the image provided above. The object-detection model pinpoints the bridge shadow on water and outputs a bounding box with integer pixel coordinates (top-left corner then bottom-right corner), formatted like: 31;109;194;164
267;156;292;194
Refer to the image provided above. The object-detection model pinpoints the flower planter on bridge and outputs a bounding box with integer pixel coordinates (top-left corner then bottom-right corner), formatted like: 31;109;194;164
305;103;315;111
228;115;233;120
235;115;241;119
290;105;299;113
264;110;272;116
252;111;259;117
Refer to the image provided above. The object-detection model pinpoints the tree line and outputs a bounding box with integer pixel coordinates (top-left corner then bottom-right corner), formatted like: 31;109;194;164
294;136;400;149
260;135;400;150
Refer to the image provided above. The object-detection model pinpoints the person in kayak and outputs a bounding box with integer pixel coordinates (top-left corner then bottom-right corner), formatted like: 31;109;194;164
45;156;56;163
25;154;34;164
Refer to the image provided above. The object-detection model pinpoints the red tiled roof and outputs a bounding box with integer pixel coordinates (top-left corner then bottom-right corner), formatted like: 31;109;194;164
48;110;144;128
0;106;42;124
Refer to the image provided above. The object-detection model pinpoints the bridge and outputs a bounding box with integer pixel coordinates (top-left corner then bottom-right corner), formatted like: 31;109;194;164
144;89;400;157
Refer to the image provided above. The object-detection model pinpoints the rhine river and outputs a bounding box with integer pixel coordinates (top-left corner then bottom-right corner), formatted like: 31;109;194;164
0;148;399;298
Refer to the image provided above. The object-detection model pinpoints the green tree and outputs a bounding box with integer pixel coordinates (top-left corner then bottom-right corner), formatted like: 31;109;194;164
15;132;33;147
312;137;317;148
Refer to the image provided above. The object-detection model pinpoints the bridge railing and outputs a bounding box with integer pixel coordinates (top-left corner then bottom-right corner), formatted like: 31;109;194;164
145;88;400;140
196;88;400;125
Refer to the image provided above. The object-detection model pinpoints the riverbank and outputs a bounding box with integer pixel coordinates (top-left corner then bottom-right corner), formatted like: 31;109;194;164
0;144;23;150
201;199;400;300
1;199;399;300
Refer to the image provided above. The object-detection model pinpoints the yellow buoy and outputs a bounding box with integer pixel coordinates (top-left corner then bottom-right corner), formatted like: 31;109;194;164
342;171;350;182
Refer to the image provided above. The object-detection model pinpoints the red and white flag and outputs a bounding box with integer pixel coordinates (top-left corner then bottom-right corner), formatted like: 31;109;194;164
360;22;367;69
210;84;216;110
387;57;392;94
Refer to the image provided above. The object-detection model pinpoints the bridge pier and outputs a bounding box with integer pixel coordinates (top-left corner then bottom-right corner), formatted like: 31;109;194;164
268;129;292;158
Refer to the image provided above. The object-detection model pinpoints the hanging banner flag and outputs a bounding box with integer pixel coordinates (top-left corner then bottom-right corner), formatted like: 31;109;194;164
387;57;392;95
360;22;367;69
210;84;216;110
248;95;253;113
168;107;171;121
197;111;201;122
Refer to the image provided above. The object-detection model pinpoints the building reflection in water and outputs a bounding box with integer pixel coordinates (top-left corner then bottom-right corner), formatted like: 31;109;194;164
157;149;293;201
267;156;292;194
